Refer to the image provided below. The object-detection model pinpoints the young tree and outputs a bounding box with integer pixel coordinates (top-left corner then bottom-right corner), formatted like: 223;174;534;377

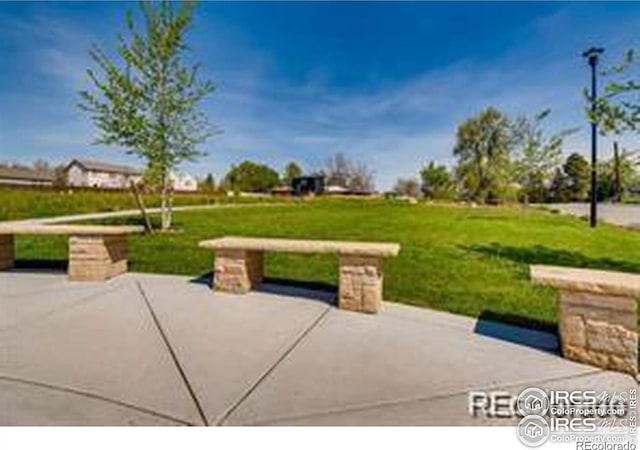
79;1;216;230
323;153;375;192
597;146;639;201
453;107;513;203
591;49;640;134
323;153;352;187
282;162;303;186
393;178;420;198
349;161;375;192
420;161;455;199
613;142;622;202
511;110;575;203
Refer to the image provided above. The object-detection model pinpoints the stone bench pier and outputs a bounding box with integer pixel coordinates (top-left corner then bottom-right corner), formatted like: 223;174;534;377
199;236;401;314
0;224;144;282
531;265;639;377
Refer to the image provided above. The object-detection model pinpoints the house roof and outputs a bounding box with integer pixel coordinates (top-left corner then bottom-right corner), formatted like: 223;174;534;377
271;185;294;193
0;166;54;182
325;185;350;193
68;159;141;175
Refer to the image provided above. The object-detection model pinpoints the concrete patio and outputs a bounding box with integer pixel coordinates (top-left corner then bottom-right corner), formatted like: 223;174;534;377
0;271;635;426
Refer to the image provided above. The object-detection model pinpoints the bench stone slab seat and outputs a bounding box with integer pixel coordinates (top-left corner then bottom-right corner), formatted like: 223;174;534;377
0;224;144;282
531;265;639;376
199;237;401;314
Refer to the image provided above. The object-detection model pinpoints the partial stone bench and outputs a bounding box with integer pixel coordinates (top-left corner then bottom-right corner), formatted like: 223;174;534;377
531;265;639;376
199;236;401;314
0;224;144;282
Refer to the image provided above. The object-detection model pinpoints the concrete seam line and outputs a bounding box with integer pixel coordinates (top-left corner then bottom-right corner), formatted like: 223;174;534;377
215;306;332;426
0;374;193;426
135;280;209;426
247;368;610;426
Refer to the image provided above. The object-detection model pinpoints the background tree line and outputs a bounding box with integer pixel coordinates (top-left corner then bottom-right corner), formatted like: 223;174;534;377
395;107;639;204
208;152;375;194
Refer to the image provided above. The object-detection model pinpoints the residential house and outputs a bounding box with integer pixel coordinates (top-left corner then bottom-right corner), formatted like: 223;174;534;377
325;184;350;195
0;166;54;187
66;159;141;189
271;185;294;196
170;172;198;192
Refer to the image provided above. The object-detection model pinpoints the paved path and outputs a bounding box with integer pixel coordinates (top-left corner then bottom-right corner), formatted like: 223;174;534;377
543;203;640;229
0;272;635;426
4;202;286;226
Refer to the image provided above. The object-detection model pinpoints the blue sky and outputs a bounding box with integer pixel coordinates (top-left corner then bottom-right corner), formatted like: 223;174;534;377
1;1;639;189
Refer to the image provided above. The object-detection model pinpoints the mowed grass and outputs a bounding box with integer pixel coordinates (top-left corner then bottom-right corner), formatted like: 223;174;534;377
0;186;280;221
15;199;640;330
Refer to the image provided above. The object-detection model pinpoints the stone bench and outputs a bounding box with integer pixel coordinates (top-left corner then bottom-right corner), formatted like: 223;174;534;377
531;265;639;376
0;224;144;282
199;236;401;314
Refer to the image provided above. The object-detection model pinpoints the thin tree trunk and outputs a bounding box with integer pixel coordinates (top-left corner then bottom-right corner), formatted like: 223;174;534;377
161;174;169;231
130;180;153;233
613;141;622;203
167;182;174;230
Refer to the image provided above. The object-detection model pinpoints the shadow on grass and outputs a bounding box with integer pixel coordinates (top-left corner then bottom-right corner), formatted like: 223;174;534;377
474;310;559;353
86;215;163;230
189;272;336;305
464;243;640;273
13;259;67;271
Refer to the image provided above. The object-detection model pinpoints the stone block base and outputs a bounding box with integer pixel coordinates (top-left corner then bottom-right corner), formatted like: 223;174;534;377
214;249;264;294
0;234;14;270
558;291;638;376
68;234;128;282
338;255;383;313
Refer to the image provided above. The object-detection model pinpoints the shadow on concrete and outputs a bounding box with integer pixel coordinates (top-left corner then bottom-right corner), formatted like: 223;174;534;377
463;243;640;273
190;271;213;286
258;278;336;305
13;259;67;272
474;310;558;353
189;272;336;305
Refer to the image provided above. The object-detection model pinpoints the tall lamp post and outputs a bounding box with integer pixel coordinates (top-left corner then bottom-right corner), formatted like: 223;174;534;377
582;46;604;228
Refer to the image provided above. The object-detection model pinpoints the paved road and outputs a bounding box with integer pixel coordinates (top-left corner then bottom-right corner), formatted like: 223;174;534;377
543;203;640;228
0;271;634;426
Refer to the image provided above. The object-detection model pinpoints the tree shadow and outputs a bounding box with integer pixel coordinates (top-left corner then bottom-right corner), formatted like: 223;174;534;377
85;215;162;230
474;310;559;353
463;243;640;273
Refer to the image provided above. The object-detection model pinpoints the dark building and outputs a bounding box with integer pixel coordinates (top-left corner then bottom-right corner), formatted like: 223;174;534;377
292;175;324;196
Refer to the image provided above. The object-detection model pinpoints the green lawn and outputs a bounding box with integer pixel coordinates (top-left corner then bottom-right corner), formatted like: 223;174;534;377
0;186;282;221
14;198;640;330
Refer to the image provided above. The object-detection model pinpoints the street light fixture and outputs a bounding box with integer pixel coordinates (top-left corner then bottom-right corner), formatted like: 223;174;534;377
582;46;604;228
